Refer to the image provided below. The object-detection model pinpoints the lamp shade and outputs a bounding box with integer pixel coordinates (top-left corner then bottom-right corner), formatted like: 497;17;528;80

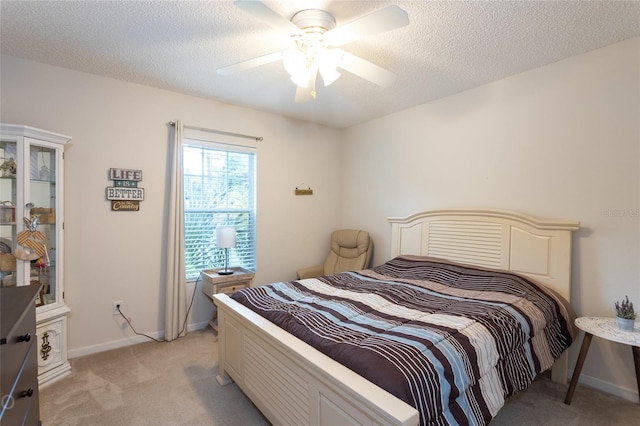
216;226;236;249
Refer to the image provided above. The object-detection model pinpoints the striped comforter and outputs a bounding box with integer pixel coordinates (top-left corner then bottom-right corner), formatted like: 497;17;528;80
230;256;575;425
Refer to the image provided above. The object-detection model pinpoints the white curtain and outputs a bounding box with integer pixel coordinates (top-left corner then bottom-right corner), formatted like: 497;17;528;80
165;120;187;341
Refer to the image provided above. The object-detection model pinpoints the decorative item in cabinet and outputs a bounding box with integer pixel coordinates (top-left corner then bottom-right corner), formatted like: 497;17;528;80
0;123;71;386
0;236;16;275
0;203;15;223
0;157;16;177
0;253;16;272
1;273;16;288
31;207;54;224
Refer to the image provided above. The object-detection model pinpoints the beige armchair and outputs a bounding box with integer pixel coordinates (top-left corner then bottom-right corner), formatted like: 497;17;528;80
296;229;373;279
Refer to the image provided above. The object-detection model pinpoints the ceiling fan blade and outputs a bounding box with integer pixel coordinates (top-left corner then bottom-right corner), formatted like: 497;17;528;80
337;50;396;88
323;5;409;47
235;0;304;35
217;51;283;75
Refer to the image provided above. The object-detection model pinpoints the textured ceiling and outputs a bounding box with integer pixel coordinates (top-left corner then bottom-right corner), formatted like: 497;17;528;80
1;1;639;129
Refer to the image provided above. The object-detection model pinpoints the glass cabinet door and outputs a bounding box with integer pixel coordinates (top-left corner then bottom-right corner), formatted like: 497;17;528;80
0;139;17;288
28;142;58;306
0;134;62;308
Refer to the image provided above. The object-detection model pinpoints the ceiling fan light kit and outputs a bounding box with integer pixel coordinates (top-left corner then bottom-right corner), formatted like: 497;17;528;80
218;1;409;103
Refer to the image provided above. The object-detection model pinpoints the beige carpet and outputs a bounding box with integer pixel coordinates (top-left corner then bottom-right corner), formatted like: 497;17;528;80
41;328;639;425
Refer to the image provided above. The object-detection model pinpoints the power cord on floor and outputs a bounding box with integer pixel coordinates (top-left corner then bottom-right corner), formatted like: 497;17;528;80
116;305;166;343
177;275;199;339
115;275;199;343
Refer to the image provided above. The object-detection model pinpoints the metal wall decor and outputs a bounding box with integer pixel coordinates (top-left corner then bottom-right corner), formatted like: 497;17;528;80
295;183;313;196
106;168;144;211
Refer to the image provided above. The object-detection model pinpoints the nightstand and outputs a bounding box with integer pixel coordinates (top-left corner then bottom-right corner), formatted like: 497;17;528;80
564;316;640;405
201;267;255;331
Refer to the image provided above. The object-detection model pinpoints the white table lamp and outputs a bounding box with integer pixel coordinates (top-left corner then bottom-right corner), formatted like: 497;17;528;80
216;226;236;275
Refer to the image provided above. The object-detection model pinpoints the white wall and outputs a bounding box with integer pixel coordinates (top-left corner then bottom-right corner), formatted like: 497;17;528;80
341;37;640;402
0;55;343;355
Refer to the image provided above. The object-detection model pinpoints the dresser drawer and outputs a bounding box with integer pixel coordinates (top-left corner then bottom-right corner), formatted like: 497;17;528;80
0;309;35;398
216;281;250;295
1;341;39;426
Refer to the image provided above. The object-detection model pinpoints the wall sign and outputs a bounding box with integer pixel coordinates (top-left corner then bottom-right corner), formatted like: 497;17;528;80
106;187;145;200
109;169;142;181
111;200;140;211
108;168;143;211
114;180;137;188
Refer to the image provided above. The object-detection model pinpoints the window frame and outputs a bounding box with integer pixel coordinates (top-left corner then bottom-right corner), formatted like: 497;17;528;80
182;137;256;281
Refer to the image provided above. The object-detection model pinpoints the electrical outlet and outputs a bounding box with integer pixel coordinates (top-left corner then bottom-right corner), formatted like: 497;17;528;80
113;301;124;316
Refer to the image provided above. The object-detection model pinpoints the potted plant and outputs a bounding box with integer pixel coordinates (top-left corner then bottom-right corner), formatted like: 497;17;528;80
614;296;636;331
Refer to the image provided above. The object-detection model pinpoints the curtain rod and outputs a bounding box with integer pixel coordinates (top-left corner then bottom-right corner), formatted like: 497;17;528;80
168;122;263;142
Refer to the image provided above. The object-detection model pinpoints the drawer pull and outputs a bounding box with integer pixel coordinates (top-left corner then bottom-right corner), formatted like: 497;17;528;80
18;332;31;342
22;388;34;398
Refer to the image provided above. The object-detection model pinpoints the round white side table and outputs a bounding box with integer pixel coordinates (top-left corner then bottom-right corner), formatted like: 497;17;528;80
564;316;640;405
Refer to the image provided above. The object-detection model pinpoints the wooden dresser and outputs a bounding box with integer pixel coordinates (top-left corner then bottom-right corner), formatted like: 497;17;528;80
0;285;41;426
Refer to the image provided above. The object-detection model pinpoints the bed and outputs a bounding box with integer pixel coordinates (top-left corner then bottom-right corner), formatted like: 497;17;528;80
213;209;580;426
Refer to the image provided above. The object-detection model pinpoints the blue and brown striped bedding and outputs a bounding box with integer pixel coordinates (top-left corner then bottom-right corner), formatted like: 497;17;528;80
230;255;575;425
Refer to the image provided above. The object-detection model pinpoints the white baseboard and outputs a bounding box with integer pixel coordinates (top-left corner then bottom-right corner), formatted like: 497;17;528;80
573;370;639;403
68;321;209;359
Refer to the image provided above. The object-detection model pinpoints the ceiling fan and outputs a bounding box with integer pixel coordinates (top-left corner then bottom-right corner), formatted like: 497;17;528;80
217;0;409;102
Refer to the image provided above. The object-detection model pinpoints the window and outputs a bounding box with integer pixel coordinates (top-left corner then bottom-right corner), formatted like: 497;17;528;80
183;139;256;280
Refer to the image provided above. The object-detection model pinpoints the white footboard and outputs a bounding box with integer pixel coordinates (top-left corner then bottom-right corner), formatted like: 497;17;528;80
214;294;419;426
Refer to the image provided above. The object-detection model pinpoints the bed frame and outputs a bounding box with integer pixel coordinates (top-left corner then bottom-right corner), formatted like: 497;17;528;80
214;209;579;426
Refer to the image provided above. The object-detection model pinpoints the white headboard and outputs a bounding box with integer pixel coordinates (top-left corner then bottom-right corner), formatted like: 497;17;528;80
388;209;580;301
